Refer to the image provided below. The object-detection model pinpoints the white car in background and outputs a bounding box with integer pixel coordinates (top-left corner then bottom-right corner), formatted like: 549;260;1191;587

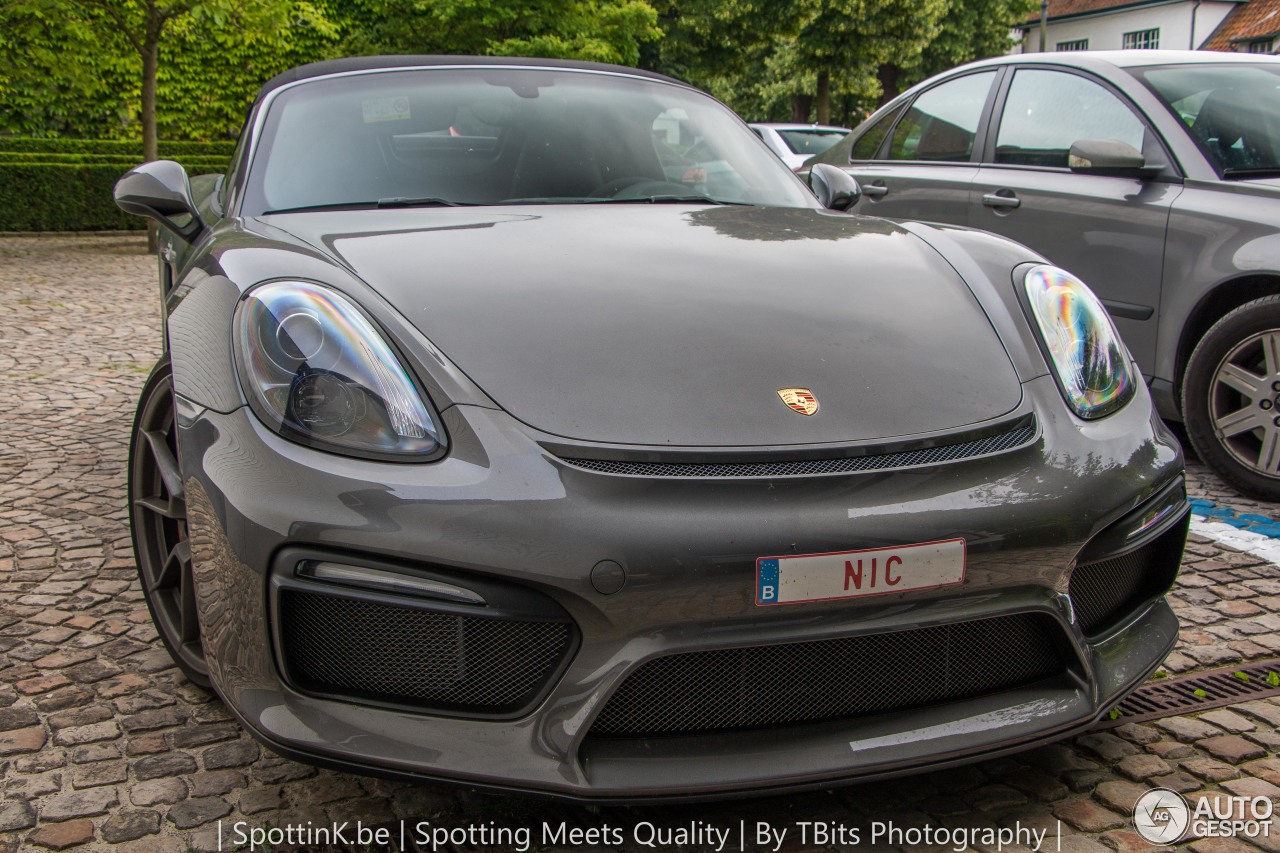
750;122;850;170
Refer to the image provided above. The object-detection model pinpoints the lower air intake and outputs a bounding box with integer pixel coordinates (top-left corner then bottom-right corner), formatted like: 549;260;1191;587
279;589;571;716
1069;515;1188;636
589;613;1065;738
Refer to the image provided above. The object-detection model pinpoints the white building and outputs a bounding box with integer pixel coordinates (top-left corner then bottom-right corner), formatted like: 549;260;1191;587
1202;0;1280;52
1013;0;1243;53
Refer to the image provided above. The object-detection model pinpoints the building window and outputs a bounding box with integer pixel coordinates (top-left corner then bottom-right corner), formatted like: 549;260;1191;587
1248;38;1273;53
1056;38;1089;51
1123;28;1160;49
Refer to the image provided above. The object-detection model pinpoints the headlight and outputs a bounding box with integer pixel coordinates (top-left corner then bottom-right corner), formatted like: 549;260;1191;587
234;281;443;460
1023;265;1134;419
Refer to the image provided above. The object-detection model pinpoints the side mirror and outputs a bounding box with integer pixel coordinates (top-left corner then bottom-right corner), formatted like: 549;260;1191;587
114;160;204;242
1068;139;1156;179
810;163;861;211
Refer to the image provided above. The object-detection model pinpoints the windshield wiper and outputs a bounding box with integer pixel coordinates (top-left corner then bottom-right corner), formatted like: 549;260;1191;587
265;195;746;212
264;197;484;214
585;195;749;205
1221;168;1280;180
262;201;382;214
376;196;478;208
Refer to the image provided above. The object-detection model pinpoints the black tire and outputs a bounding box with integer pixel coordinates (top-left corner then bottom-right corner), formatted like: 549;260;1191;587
128;357;210;687
1184;295;1280;501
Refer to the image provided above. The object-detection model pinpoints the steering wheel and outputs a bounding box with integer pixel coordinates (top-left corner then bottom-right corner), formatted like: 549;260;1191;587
683;139;713;162
589;177;699;199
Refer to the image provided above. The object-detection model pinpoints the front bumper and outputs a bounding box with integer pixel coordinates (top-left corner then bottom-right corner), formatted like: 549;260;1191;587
178;375;1186;799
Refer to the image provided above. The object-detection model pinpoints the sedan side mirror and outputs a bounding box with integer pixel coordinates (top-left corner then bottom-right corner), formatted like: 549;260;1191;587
114;160;205;242
1068;139;1157;179
810;163;861;211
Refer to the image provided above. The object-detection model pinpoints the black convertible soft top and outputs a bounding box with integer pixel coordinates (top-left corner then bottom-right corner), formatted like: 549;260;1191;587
255;55;689;104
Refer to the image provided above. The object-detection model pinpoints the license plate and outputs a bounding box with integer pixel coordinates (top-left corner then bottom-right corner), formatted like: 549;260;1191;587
756;538;966;605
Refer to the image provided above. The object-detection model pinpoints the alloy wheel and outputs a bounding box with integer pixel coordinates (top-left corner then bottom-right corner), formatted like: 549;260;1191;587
129;358;210;686
1208;329;1280;479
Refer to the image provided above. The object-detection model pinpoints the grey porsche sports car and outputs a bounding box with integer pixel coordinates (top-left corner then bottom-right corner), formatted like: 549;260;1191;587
114;55;1189;800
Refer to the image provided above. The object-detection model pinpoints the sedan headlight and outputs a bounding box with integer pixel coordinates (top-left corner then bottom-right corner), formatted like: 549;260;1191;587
234;281;443;460
1023;265;1134;419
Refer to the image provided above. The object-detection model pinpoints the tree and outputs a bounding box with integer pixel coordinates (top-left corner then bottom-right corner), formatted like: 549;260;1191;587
336;0;661;66
159;2;338;140
658;0;952;124
653;0;811;121
98;0;301;163
877;0;1039;105
0;1;339;142
2;0;320;158
2;0;336;251
0;0;1037;142
653;0;796;84
792;0;948;123
0;3;135;137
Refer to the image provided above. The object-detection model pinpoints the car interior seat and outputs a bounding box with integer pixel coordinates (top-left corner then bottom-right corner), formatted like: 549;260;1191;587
1193;88;1272;172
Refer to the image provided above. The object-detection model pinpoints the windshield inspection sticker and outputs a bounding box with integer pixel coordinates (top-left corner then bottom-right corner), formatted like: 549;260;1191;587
363;96;411;123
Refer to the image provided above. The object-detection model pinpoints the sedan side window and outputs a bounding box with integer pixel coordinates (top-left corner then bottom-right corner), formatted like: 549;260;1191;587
851;102;907;161
889;71;996;162
996;69;1146;168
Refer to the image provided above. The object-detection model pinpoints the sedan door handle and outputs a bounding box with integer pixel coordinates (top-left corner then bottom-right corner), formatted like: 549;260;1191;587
981;190;1020;210
862;183;889;199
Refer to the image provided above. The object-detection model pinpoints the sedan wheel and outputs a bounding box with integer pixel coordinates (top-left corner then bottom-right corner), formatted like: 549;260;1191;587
1185;296;1280;501
129;357;210;687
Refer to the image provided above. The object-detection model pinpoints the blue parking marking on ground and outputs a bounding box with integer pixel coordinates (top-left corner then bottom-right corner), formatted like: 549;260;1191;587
1189;499;1280;538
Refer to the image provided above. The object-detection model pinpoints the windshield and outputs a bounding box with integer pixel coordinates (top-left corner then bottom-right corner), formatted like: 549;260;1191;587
776;128;847;156
1136;63;1280;177
242;67;814;214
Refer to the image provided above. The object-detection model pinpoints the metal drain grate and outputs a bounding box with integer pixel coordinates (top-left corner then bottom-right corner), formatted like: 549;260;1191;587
1094;658;1280;729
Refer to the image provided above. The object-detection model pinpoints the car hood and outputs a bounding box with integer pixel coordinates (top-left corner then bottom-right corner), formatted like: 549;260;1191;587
267;205;1022;447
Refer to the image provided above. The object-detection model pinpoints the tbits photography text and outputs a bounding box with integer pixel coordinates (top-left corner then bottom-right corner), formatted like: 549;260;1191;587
218;816;1062;852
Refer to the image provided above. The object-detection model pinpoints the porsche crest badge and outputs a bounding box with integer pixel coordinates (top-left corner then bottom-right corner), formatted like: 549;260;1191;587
777;388;819;416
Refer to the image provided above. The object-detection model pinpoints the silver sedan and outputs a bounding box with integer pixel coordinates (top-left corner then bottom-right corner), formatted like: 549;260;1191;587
750;122;849;169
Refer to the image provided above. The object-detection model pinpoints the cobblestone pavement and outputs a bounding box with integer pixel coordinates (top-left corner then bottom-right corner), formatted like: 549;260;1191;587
2;234;1280;852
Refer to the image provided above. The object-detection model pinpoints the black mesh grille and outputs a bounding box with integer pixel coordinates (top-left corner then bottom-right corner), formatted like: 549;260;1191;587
1070;517;1187;636
589;613;1064;738
1069;552;1148;635
279;590;571;715
560;424;1036;478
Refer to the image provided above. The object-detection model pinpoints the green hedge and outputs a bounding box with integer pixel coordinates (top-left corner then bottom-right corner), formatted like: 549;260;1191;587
0;137;235;157
0;152;140;165
0;138;230;230
0;164;146;231
0;153;228;170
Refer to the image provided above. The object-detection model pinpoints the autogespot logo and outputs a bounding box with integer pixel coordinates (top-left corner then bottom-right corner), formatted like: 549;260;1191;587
1134;787;1275;843
1133;789;1190;844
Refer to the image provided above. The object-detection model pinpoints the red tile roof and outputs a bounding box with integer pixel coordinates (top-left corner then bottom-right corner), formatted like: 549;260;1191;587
1203;0;1280;50
1023;0;1177;24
